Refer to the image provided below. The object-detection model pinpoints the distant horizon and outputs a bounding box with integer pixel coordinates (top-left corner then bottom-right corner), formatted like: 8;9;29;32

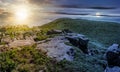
0;17;120;27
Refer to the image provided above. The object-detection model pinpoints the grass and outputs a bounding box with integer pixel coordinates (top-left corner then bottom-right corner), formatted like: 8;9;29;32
40;18;120;47
0;45;67;72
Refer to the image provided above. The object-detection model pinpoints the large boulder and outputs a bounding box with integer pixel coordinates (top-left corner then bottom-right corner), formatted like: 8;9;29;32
9;40;35;48
104;44;120;72
105;44;120;67
36;36;74;61
47;29;62;35
65;33;89;54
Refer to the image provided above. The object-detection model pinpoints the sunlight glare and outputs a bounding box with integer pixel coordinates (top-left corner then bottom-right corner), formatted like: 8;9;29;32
14;5;31;24
96;12;101;17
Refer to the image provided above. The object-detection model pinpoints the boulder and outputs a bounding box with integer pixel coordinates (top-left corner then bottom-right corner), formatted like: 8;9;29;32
36;36;74;61
62;29;73;34
105;44;120;67
104;44;120;72
65;33;89;54
9;40;35;48
47;29;62;35
1;37;12;44
25;36;34;41
105;66;120;72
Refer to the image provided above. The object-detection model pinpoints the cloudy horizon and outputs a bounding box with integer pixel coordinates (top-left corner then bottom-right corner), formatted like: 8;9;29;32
0;0;120;26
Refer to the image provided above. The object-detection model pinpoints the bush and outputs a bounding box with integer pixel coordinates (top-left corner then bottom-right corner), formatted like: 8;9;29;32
0;53;17;72
34;35;48;41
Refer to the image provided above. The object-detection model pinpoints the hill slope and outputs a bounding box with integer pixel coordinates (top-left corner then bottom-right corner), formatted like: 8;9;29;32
0;18;120;72
40;18;120;47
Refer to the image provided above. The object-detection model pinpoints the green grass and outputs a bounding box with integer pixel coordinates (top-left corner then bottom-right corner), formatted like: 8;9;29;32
0;45;67;72
40;18;120;47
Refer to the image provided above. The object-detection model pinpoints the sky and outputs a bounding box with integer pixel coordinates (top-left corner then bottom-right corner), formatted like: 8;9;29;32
0;0;120;26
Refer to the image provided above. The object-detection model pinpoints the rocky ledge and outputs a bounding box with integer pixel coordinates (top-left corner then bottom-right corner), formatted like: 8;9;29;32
36;29;89;61
105;44;120;72
0;29;90;61
36;36;74;61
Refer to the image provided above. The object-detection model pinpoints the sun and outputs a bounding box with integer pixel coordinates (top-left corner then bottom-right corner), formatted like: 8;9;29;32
96;12;101;17
15;8;28;21
13;5;31;24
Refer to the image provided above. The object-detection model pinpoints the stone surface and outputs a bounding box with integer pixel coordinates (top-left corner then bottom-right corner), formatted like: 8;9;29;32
106;44;120;53
105;44;120;67
36;36;74;61
105;44;120;72
47;29;62;35
62;29;73;34
65;33;89;54
1;37;12;43
105;66;120;72
9;40;35;48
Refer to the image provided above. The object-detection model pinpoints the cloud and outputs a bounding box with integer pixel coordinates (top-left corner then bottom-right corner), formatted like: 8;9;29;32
0;9;12;19
0;8;4;13
27;0;117;10
44;11;89;15
88;7;116;9
97;15;120;17
27;0;53;5
54;4;117;10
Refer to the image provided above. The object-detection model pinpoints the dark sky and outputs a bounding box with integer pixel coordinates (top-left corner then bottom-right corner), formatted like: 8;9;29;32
28;0;120;7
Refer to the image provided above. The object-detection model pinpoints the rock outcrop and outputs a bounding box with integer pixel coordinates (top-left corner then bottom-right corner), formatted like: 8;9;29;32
62;29;73;34
47;29;62;35
36;36;74;61
36;29;90;61
105;67;120;72
65;33;89;54
1;36;12;44
104;44;120;72
9;40;35;48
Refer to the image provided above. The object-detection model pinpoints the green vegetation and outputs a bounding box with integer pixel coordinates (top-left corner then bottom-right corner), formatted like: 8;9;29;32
0;18;120;72
40;18;120;47
39;18;120;72
0;45;67;72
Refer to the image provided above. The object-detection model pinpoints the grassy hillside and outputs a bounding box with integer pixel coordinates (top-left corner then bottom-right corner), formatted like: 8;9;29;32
40;18;120;47
39;18;120;72
0;18;120;72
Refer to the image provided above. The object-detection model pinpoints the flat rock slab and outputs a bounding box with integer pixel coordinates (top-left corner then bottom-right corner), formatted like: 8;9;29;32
36;36;74;61
9;40;35;48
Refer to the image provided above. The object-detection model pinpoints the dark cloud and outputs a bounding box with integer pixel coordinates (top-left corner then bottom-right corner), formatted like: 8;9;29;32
27;0;119;11
88;7;117;9
27;0;120;7
46;11;120;17
46;11;89;15
54;5;83;8
54;4;117;10
97;15;120;17
28;0;53;5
